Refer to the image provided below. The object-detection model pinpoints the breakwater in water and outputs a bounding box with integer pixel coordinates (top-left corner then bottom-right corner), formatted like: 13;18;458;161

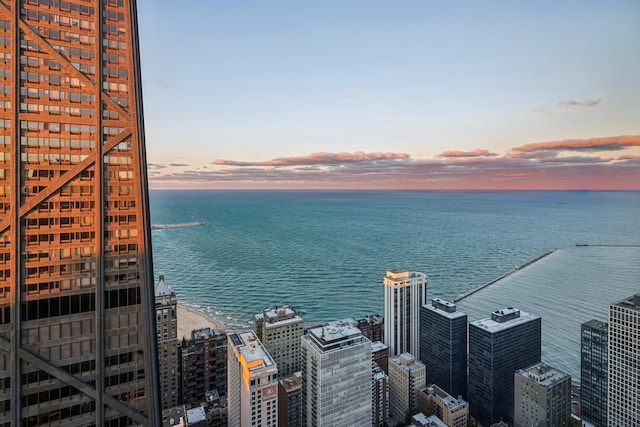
151;221;204;230
454;250;556;302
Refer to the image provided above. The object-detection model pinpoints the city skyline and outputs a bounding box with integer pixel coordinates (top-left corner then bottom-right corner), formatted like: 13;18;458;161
139;1;639;190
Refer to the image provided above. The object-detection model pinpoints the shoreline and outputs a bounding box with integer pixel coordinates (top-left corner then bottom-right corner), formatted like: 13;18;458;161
176;303;228;340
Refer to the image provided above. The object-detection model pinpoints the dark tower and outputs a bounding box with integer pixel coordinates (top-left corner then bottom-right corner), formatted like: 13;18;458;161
580;319;608;427
420;298;467;399
468;308;541;426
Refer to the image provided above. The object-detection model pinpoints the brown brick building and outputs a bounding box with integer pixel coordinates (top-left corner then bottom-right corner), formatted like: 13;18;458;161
180;328;227;405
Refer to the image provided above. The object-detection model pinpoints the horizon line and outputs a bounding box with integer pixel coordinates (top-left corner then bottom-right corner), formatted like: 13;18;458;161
147;187;640;192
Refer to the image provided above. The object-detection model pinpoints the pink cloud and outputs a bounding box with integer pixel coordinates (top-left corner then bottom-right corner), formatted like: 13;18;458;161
150;136;640;190
439;149;498;158
151;153;639;190
510;135;640;153
558;99;602;108
213;151;410;167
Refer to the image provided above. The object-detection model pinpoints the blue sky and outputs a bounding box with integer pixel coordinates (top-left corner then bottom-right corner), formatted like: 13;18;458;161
138;1;640;189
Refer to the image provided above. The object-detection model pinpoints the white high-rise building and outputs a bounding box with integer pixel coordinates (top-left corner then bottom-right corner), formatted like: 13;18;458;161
608;294;640;426
384;270;427;356
228;331;279;427
301;320;372;426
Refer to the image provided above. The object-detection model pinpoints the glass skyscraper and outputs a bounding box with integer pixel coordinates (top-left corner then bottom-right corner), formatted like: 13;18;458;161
0;1;160;425
581;319;608;427
468;307;541;426
420;298;467;400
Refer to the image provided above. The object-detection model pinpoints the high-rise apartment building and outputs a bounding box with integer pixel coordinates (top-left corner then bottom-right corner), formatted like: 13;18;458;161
253;305;303;378
388;352;426;421
301;320;372;426
420;298;467;399
227;331;279;427
356;313;384;343
180;327;227;405
277;371;302;427
468;308;541;426
581;319;608;427
514;362;571;427
372;364;389;427
383;269;427;357
418;384;469;427
608;294;640;426
0;1;159;425
155;275;179;410
372;340;390;374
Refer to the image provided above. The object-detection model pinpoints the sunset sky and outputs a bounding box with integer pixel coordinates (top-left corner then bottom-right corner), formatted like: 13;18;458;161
138;1;640;190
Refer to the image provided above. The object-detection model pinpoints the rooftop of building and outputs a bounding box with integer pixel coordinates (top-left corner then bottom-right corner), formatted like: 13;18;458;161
384;270;427;284
186;405;206;424
373;368;388;381
229;331;277;373
421;384;467;410
516;362;570;387
204;389;221;405
612;293;640;312
410;413;448;427
371;341;389;352
424;298;467;319
390;352;425;371
470;307;540;333
191;327;218;340
279;371;302;392
356;313;384;326
162;405;186;427
306;319;366;352
264;316;304;329
254;305;304;326
155;275;175;297
582;318;608;332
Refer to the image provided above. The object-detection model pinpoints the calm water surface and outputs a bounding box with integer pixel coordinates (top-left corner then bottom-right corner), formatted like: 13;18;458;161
150;190;640;380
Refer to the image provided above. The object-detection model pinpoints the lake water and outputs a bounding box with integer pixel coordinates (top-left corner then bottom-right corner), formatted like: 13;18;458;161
150;190;640;380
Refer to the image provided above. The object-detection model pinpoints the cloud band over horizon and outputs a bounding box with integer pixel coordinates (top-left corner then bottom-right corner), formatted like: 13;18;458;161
149;136;640;190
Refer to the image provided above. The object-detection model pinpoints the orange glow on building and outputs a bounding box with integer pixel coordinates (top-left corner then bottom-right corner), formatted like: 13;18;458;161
0;0;160;425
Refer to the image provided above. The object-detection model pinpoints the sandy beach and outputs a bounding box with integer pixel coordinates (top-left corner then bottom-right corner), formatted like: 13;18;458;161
176;303;227;340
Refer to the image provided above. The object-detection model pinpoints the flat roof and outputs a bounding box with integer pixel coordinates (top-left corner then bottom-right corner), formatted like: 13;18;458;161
582;319;608;332
424;302;467;320
279;372;302;392
186;406;206;424
192;327;217;340
423;384;467;410
371;341;389;352
612;294;640;312
229;331;277;372
264;316;303;328
309;320;362;343
516;362;570;388
470;308;540;333
412;414;448;427
390;353;425;371
384;270;426;283
306;319;366;352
